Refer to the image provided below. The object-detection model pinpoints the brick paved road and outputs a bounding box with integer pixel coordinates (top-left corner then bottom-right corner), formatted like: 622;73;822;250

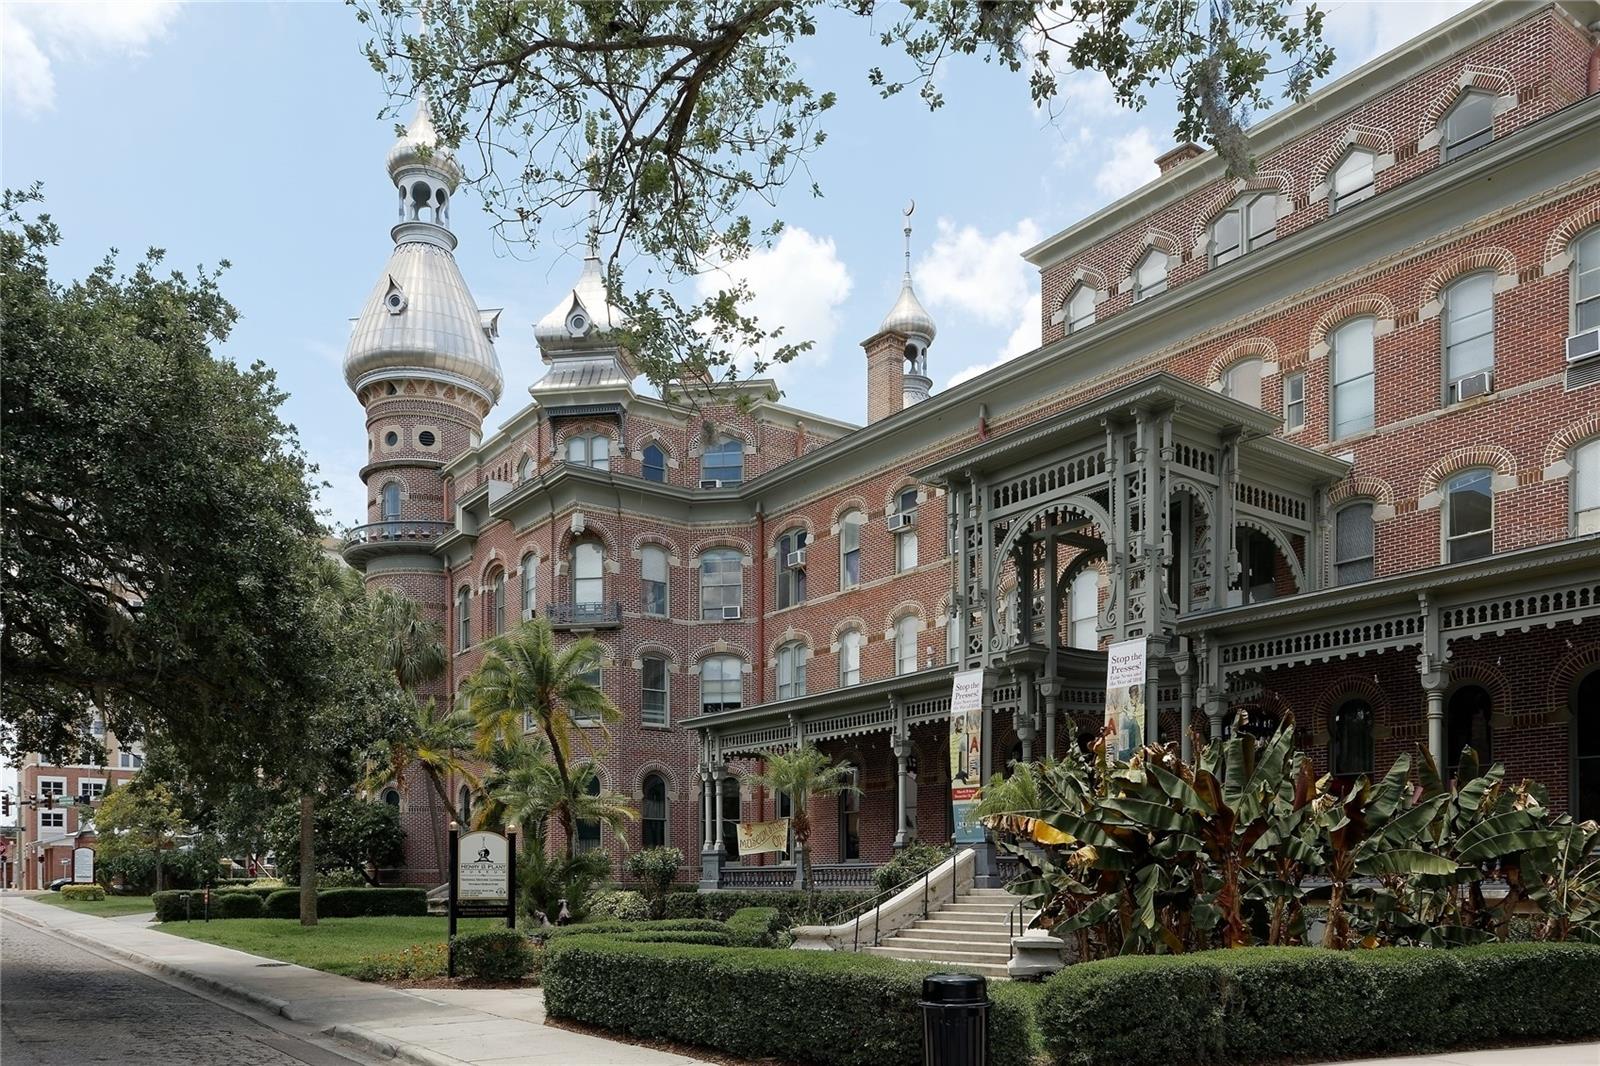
1;914;371;1065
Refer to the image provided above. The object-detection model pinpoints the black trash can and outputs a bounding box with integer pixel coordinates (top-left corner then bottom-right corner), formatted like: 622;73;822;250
920;972;989;1066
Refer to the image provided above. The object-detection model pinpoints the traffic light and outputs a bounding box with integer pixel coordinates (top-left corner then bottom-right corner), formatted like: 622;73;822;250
1;794;10;817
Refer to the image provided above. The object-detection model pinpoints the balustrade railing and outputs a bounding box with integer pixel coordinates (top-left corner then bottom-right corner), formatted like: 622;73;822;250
545;601;623;628
717;862;878;890
341;520;451;551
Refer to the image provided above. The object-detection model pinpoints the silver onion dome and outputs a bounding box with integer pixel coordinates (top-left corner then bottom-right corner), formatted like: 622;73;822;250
385;94;463;190
343;242;504;404
879;274;937;342
534;253;627;350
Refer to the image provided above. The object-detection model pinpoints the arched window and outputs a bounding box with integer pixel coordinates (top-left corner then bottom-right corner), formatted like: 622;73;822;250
1573;668;1600;822
641;443;667;483
641;546;669;617
1237;528;1279;605
641;654;669;726
642;773;668;848
519;554;537;620
701;437;744;485
1133;250;1167;302
488;569;506;636
777;641;807;700
1573;438;1600;535
380;482;402;523
517;455;533;482
701;655;742;714
895;616;919;675
719;776;741;861
1445;469;1493;563
1210;192;1277;266
1333;503;1375;585
1330;317;1376;439
1575;228;1600;333
1331;149;1376;212
1063;284;1095;333
839;510;864;590
838;763;860;861
1220;358;1263;408
457;784;473;825
1443;90;1494;161
893;488;919;573
455;585;471;652
698;548;742;620
565;433;610;470
1444;273;1495;403
1446;685;1493;775
839;629;864;686
776;529;807;609
381;788;401;808
576;773;602;852
1068;569;1100;649
572;539;605;605
1329;699;1374;778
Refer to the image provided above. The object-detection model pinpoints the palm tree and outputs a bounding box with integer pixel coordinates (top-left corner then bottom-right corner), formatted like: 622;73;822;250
488;752;635;847
371;587;447;689
743;745;859;891
465;618;619;857
365;697;480;874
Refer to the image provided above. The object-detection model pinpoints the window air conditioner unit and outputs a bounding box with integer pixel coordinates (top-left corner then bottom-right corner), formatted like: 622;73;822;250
786;548;806;569
721;605;742;620
700;479;724;490
522;607;536;621
1451;369;1493;402
1567;327;1600;364
887;512;914;532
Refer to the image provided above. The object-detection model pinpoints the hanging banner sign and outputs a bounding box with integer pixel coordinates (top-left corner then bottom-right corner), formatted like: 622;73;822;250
1104;638;1148;761
949;669;986;843
735;818;790;857
456;831;510;900
72;846;95;884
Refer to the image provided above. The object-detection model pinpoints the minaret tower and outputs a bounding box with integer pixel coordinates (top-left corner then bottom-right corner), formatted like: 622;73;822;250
862;201;936;422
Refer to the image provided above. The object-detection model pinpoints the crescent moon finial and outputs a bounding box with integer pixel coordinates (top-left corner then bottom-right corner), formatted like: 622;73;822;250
904;199;915;219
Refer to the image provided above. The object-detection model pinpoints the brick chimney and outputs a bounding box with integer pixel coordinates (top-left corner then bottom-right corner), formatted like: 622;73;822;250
864;329;907;423
1155;141;1204;173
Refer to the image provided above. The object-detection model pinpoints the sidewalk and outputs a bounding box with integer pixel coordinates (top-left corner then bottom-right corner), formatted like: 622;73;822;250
0;894;708;1066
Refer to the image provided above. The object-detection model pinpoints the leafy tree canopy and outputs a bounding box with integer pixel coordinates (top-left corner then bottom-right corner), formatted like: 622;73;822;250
264;792;405;884
356;0;1331;396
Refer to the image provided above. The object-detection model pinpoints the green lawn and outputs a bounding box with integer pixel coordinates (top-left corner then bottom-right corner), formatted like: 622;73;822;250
33;894;157;918
156;916;505;976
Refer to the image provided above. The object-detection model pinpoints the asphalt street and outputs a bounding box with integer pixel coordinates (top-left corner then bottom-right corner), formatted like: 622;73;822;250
1;912;375;1066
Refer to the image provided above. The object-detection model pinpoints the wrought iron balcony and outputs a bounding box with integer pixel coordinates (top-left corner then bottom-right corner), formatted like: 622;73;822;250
545;600;623;629
340;520;452;563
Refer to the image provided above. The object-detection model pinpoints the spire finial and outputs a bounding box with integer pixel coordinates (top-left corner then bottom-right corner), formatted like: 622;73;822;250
902;199;915;277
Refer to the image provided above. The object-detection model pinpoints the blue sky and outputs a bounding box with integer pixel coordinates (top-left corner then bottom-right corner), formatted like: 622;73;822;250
0;0;1472;805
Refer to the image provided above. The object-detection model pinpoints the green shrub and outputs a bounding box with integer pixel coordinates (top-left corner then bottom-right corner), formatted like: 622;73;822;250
60;884;107;902
318;868;370;888
544;937;1034;1066
351;943;448;983
663;889;873;925
451;929;536;982
152;890;207;922
264;889;302;919
586;888;651;922
726;906;787;948
872;841;948;895
531;918;728;944
215;892;264;919
609;930;731;946
319;887;426;917
1037;943;1600;1066
625;846;684;918
247;877;286;889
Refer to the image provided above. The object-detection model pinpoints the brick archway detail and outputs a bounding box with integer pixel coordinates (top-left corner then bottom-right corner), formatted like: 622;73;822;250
1418;444;1516;498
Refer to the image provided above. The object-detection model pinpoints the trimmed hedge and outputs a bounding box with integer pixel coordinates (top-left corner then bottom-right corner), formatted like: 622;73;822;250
152;890;207;922
451;929;536;982
608;930;732;946
544;936;1034;1066
60;884;107;902
319;887;426;917
663;889;874;924
264;889;302;919
726;906;786;948
530;918;729;944
215;892;264;919
1038;943;1600;1066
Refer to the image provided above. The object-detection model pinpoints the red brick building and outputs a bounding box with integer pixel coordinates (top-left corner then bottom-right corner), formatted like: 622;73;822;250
343;1;1600;889
13;725;142;890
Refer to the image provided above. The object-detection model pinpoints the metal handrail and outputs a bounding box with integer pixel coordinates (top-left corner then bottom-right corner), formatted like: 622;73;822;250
1007;893;1030;960
545;601;622;626
831;842;959;953
341;520;451;548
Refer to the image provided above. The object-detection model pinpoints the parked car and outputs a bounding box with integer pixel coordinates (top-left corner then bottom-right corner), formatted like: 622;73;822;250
47;877;71;891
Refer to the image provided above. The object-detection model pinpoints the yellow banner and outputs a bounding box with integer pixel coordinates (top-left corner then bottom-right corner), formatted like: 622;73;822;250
735;818;790;857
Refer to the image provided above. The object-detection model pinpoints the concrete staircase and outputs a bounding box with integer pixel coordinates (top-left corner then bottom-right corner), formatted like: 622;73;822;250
863;887;1029;978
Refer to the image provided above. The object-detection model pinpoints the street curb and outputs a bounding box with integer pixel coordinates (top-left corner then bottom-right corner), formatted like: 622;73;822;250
2;903;458;1066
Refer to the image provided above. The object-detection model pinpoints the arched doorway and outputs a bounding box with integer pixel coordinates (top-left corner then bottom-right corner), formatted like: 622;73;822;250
1573;668;1600;822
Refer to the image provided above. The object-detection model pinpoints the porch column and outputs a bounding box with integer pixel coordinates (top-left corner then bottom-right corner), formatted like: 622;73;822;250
1419;593;1449;771
1175;645;1195;763
700;770;714;852
712;766;727;855
1040;680;1058;760
1016;673;1036;763
893;736;912;850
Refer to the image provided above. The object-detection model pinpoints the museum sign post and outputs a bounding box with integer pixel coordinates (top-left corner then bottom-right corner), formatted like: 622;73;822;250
447;822;518;978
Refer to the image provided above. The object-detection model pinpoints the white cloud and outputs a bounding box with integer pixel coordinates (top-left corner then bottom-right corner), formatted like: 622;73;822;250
916;217;1042;326
1320;1;1472;66
694;227;853;380
1094;127;1161;200
945;291;1041;390
2;2;181;118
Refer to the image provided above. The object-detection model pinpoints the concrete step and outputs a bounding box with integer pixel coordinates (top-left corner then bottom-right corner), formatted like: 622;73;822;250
911;916;1023;930
964;888;1022;898
887;935;1013;954
862;945;1011;976
934;903;1022;916
901;926;1015;945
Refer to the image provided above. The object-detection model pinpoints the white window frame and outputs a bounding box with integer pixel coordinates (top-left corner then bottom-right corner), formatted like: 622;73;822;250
1574;228;1600;334
77;777;106;830
39;808;67;833
1330;148;1376;212
456;586;471;651
777;642;807;700
1068;569;1100;650
1283;371;1306;431
839;629;863;686
117;748;145;770
1442;90;1494;161
892;489;918;573
839;510;864;590
1571;438;1600;536
701;437;744;485
572;540;605;605
1443;272;1495;404
776;529;807;609
641;442;668;483
1133;250;1167;302
1330;317;1376;440
520;554;537;619
489;569;506;636
1444;468;1495;563
700;655;743;714
1220;358;1263;408
380;481;402;523
641;545;669;617
1332;502;1375;585
894;616;919;676
698;548;743;620
1064;284;1095;333
641;654;669;727
1209;192;1278;266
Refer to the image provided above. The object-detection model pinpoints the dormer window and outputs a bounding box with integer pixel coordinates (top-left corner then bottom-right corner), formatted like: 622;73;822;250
641;443;667;483
565;433;610;471
1331;149;1376;212
1210;192;1277;266
1443;90;1494;161
701;437;744;485
1064;284;1095;333
1133;251;1167;302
